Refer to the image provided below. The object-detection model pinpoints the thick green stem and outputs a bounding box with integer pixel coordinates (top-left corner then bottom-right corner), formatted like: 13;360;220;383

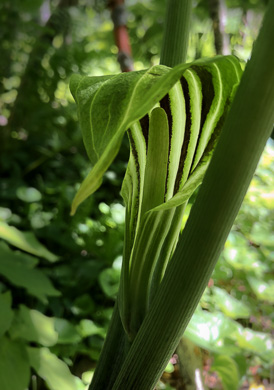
160;0;192;67
112;1;274;389
88;303;128;390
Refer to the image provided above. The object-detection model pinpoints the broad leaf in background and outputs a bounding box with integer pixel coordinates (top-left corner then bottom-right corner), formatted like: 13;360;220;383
0;222;59;262
16;186;42;202
184;309;241;356
212;286;251;319
0;291;13;337
0;336;30;390
10;305;58;347
77;319;106;339
0;242;60;303
247;276;274;303
54;318;82;344
211;355;239;390
184;307;274;362
28;347;85;390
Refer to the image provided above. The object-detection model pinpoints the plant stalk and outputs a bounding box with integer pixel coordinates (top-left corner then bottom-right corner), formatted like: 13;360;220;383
112;1;274;388
160;0;192;67
88;303;129;390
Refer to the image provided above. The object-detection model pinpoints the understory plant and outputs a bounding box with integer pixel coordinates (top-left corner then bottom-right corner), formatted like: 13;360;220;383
69;0;274;389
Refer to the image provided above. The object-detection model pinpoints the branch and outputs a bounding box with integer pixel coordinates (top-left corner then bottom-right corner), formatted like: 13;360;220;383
108;0;134;72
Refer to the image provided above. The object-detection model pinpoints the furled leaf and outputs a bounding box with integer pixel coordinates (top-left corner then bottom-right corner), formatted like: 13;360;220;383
212;286;251;319
28;347;83;390
70;56;241;214
211;355;239;390
0;242;60;303
10;305;58;346
0;336;30;390
0;292;14;337
0;222;58;262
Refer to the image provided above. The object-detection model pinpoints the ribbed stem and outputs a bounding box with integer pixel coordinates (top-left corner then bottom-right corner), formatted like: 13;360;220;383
112;1;274;388
160;0;192;67
88;303;128;390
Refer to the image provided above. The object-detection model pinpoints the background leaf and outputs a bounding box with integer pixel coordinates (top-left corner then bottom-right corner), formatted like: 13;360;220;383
0;336;30;390
211;355;239;390
0;222;59;261
0;292;14;337
28;347;84;390
212;286;251;319
10;305;59;347
0;242;60;302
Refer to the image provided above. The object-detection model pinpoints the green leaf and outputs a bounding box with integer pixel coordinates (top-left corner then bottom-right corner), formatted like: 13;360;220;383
71;294;95;316
28;347;83;390
70;56;241;214
16;186;42;202
0;336;30;390
99;268;120;298
10;305;58;347
54;318;81;344
0;222;58;262
211;355;239;390
235;328;273;359
184;309;241;355
0;242;60;303
0;292;14;337
77;319;105;338
212;286;251;319
247;276;274;303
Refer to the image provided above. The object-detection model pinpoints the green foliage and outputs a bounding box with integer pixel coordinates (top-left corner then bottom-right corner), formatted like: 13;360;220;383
211;355;239;390
0;222;59;261
28;347;85;390
69;56;241;215
0;0;272;389
0;337;30;390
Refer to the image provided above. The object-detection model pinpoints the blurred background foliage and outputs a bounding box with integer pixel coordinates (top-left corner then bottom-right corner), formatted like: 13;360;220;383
0;0;273;389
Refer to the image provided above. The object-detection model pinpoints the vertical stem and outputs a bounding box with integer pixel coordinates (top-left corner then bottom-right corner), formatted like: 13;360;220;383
88;303;129;390
160;0;192;67
112;0;274;388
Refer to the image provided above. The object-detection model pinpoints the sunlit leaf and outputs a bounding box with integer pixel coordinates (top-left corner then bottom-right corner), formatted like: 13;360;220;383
77;319;105;338
247;276;274;303
212;286;251;319
184;309;241;356
10;305;58;347
28;347;84;390
0;222;58;262
16;186;42;202
235;328;273;360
